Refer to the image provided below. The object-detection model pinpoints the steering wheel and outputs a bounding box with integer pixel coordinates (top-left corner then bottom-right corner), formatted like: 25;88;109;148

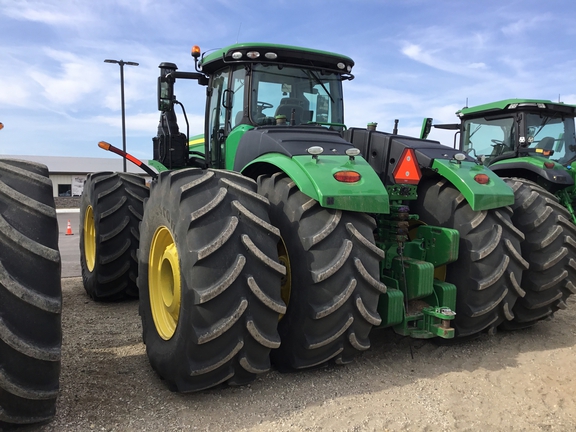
256;101;273;112
491;139;504;146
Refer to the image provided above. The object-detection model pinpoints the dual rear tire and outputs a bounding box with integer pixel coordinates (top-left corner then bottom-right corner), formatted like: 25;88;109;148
80;172;149;300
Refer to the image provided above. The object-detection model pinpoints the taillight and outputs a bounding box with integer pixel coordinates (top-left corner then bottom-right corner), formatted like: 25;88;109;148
334;171;361;183
544;162;555;169
474;174;490;184
392;149;421;184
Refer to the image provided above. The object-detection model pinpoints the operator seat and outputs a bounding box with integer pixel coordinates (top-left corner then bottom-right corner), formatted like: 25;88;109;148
275;98;305;124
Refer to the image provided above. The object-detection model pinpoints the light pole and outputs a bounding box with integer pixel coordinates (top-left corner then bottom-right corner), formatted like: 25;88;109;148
104;59;139;172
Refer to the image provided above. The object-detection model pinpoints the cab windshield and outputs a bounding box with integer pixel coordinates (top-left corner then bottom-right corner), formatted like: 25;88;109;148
462;113;576;165
249;64;344;129
461;116;515;161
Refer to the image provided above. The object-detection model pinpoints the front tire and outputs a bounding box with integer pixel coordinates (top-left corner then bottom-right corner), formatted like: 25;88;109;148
80;172;149;301
0;159;61;424
138;169;285;391
258;172;386;370
501;177;576;329
413;178;528;337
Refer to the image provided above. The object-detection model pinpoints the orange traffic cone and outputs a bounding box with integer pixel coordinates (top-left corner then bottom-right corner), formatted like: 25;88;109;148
66;220;74;235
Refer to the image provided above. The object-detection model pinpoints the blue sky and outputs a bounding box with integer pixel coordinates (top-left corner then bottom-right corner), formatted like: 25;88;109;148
1;0;575;161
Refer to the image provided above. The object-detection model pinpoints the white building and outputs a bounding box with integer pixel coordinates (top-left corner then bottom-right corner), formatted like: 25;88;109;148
7;155;154;197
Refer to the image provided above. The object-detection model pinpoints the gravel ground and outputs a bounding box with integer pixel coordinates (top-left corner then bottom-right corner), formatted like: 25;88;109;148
13;278;576;432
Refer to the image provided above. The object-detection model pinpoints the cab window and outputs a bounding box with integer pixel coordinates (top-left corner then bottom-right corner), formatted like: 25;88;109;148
250;64;344;129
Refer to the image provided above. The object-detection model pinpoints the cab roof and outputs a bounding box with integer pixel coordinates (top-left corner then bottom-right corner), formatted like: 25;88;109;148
198;42;354;75
457;98;576;118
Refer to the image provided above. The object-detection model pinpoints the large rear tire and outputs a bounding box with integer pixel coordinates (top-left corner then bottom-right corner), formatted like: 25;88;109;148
0;159;61;424
500;177;576;329
412;178;528;337
80;172;149;301
138;168;285;391
258;172;385;370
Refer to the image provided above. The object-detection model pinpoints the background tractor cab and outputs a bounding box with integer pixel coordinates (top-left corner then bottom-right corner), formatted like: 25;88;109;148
422;99;576;192
459;100;576;166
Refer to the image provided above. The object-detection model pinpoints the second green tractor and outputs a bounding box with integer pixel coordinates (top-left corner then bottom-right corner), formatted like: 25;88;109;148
422;98;576;329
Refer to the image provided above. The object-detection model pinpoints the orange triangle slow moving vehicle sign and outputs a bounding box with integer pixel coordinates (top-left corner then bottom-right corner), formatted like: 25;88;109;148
392;148;422;184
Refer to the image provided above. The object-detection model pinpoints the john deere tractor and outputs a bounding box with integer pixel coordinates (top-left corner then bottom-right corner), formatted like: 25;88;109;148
422;98;576;329
81;43;526;393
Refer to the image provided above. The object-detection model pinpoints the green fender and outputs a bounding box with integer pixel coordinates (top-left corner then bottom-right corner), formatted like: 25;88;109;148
489;156;574;187
244;153;390;214
431;159;514;211
148;159;168;173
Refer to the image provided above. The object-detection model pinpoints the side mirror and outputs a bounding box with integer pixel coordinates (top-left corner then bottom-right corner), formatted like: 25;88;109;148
158;76;174;111
158;62;177;111
420;117;433;139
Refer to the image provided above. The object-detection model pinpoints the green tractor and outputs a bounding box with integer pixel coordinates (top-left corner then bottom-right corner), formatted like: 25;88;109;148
81;43;526;392
0;122;62;425
421;98;576;329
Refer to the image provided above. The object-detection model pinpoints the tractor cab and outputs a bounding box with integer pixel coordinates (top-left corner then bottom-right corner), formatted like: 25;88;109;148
197;44;352;169
457;99;576;165
153;43;355;172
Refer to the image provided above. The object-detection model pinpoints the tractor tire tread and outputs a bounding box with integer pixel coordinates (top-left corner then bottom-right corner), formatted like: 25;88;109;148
259;173;382;370
138;168;283;392
412;178;524;337
0;159;61;425
500;177;576;329
80;172;149;300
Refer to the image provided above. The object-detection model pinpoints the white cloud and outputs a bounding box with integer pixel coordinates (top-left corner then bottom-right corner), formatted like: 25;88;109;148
400;42;493;79
0;0;93;28
27;49;104;105
0;77;32;107
468;62;487;70
501;14;552;36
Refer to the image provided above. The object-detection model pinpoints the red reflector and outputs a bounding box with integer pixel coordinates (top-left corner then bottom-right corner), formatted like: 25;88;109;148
544;162;555;169
334;171;361;183
474;174;490;184
392;149;421;184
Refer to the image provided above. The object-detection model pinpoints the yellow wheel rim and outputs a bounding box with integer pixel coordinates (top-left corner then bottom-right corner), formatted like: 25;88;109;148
408;219;447;281
149;226;181;340
83;206;96;272
278;237;291;319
